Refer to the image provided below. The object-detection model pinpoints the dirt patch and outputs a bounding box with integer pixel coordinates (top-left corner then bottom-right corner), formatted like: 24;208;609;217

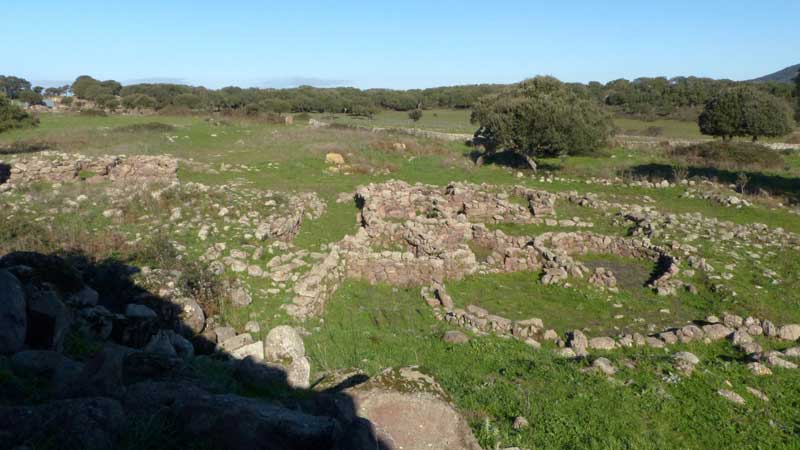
583;257;652;291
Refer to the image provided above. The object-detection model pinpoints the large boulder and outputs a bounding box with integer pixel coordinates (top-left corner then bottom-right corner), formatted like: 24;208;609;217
10;350;84;390
702;323;734;341
111;313;160;348
0;397;126;450
172;297;205;336
337;367;482;450
121;380;208;418
0;251;84;294
75;305;114;341
170;392;340;450
0;269;26;354
778;324;800;341
264;325;306;362
59;344;131;399
24;282;72;351
263;325;309;388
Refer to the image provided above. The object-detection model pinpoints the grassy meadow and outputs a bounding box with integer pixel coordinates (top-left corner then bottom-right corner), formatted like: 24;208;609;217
2;112;800;449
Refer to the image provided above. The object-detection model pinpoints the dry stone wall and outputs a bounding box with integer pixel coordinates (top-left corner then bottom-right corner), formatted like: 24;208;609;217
0;151;178;191
284;180;683;320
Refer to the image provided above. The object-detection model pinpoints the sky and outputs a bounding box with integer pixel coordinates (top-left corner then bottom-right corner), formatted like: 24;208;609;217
3;0;799;90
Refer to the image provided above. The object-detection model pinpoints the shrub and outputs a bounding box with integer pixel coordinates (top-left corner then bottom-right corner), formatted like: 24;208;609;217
668;141;785;171
408;109;423;122
95;94;119;110
122;93;157;110
60;96;74;106
699;86;794;141
16;90;43;105
471;76;613;169
0;94;38;133
294;112;311;123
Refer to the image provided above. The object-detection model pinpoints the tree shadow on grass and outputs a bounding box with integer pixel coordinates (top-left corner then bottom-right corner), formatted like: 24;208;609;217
0;141;50;156
0;250;391;450
629;163;800;204
464;148;560;172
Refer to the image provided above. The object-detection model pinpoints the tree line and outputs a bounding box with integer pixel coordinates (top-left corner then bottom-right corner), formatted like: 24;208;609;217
1;73;797;121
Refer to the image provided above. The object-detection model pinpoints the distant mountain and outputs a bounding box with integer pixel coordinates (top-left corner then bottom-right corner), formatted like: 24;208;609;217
749;64;800;83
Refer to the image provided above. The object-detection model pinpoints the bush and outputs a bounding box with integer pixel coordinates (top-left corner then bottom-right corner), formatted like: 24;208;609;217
16;90;43;105
699;86;794;141
408;109;423;122
471;76;613;169
60;96;74;106
294;112;311;123
122;93;157;110
0;94;38;133
668;141;785;171
95;94;119;110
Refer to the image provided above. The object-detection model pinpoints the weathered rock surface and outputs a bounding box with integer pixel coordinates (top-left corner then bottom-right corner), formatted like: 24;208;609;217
0;269;26;354
339;367;481;450
0;397;126;450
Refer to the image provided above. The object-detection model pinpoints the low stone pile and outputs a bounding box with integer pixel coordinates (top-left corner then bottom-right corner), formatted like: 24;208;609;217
0;151;178;190
418;272;800;377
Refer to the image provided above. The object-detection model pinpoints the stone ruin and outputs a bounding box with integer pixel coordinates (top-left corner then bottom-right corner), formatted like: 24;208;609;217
283;180;683;320
0;151;178;191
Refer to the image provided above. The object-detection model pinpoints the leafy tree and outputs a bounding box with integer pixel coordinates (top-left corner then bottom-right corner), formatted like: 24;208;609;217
699;86;793;141
95;94;119;110
71;75;122;100
0;75;32;99
471;76;613;170
33;86;44;95
122;93;157;109
172;93;202;109
795;72;800;121
71;75;100;99
349;100;379;117
408;108;423;122
16;90;43;105
0;94;38;133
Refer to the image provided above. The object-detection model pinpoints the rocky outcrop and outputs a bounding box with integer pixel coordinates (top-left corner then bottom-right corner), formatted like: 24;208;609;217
0;269;27;353
330;367;482;450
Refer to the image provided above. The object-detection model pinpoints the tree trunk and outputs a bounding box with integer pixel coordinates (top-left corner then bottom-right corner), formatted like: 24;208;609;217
475;154;485;167
523;154;538;172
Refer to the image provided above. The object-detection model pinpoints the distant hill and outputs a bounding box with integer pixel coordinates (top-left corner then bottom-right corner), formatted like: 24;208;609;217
749;64;800;83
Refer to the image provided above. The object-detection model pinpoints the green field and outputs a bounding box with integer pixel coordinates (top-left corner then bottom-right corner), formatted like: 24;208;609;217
309;108;476;133
310;108;708;139
308;109;800;145
2;113;800;449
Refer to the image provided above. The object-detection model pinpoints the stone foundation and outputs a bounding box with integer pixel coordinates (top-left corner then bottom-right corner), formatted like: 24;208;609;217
283;180;684;320
0;151;178;190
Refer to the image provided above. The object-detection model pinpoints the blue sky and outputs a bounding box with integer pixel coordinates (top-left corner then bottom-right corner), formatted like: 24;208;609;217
3;0;798;89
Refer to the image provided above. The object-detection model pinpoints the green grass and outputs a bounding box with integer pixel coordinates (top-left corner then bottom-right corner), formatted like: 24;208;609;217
307;280;800;450
613;117;705;139
308;108;475;133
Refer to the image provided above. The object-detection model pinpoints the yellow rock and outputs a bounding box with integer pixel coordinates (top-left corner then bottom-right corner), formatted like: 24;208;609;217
325;152;345;165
